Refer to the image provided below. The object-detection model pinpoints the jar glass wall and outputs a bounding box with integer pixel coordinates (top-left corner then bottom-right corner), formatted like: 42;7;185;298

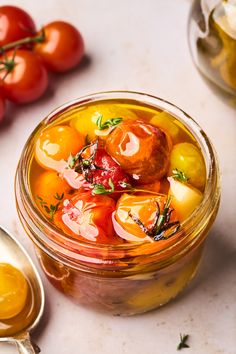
15;91;220;315
188;0;236;95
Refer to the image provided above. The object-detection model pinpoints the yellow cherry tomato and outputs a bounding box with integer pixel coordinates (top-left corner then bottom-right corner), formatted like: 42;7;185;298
150;111;180;143
70;104;138;140
168;142;206;190
168;177;203;221
0;263;28;320
35;125;85;170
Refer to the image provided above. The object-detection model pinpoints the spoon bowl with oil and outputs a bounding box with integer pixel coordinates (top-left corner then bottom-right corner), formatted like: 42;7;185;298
0;226;44;353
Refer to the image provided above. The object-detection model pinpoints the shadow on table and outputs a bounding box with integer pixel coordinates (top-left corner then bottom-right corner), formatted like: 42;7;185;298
31;284;51;346
196;68;236;110
135;226;236;318
167;226;236;308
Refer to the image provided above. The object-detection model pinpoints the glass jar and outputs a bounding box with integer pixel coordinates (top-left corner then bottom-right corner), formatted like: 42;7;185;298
15;91;220;316
188;0;236;95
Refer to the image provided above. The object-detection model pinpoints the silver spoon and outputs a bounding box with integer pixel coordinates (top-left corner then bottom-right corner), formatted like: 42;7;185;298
0;226;45;353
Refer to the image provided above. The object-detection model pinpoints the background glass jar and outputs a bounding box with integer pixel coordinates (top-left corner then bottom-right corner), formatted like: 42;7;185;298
188;0;236;95
15;91;220;315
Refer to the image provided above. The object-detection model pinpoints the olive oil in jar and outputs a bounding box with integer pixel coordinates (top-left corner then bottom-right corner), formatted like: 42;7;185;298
189;0;236;95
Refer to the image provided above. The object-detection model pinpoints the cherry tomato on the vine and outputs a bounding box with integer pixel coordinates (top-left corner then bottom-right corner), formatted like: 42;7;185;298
0;6;36;47
0;49;48;104
0;95;5;123
34;21;84;72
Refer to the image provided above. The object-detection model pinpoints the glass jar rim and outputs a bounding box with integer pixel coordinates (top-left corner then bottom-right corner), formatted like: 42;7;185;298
16;90;220;269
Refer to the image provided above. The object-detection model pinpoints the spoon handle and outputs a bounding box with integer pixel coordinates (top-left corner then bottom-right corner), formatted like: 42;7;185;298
15;336;37;354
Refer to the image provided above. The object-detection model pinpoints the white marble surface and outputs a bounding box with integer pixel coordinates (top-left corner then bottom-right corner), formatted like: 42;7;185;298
0;0;236;353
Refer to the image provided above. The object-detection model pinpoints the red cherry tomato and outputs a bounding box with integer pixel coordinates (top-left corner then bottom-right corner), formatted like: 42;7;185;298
55;192;121;244
0;6;36;47
91;148;130;190
0;50;48;103
0;95;6;123
34;21;84;72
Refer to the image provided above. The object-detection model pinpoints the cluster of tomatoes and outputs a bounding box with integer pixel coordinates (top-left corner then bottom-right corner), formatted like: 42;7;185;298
0;5;84;123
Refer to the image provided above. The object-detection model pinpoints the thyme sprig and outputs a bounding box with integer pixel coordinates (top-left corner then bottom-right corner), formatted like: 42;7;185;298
95;114;123;130
37;193;64;220
92;178;115;195
177;334;190;350
67;140;106;183
128;195;180;241
91;178;163;197
172;168;189;183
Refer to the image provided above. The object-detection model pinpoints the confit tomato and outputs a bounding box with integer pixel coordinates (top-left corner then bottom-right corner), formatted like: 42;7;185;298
114;193;179;242
55;192;121;244
0;50;48;103
35;125;85;170
0;6;36;47
89;147;130;190
70;104;138;140
106;120;171;185
32;171;74;219
34;21;84;72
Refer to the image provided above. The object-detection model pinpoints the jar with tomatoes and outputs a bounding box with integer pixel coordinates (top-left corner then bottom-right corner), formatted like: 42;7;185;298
15;91;220;315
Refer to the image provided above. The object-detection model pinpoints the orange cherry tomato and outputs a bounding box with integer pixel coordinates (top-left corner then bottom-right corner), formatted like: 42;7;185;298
0;50;48;103
0;6;36;47
34;21;84;72
32;171;73;218
114;193;178;242
55;192;121;244
35;125;85;170
140;181;161;193
106;120;171;185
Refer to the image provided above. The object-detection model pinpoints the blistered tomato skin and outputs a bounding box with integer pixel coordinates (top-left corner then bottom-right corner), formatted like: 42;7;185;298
91;148;130;189
0;263;28;320
106;120;171;185
55;192;121;244
35;125;85;170
114;193;178;242
0;6;36;46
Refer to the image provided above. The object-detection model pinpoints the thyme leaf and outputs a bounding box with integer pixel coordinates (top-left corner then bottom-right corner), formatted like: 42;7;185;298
54;192;64;201
172;168;189;183
177;334;190;350
37;193;64;221
67;140;108;183
118;181;134;190
92;178;115;195
67;153;77;169
95;114;123;130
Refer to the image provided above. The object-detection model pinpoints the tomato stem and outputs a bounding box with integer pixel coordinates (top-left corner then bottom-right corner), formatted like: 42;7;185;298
0;30;45;54
0;50;17;81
